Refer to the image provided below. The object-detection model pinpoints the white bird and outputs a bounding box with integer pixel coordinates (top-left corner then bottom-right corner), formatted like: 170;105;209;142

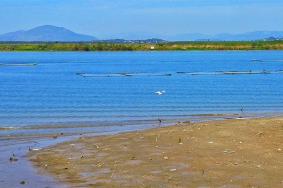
155;90;166;95
155;91;163;95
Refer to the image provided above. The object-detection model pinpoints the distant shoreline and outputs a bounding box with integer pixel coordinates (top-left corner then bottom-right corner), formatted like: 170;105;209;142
0;41;283;51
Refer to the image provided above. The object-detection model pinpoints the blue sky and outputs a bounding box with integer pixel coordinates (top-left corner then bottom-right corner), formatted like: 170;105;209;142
0;0;283;39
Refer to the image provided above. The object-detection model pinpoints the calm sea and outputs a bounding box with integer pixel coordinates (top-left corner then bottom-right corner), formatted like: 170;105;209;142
1;51;283;137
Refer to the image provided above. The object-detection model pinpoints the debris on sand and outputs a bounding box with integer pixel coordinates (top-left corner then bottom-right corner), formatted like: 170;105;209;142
256;132;264;137
30;148;41;151
9;157;18;162
20;180;26;185
9;154;18;162
184;121;191;124
178;138;183;144
223;150;236;154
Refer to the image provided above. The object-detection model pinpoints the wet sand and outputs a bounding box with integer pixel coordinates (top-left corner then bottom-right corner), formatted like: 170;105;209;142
29;117;283;188
0;133;79;188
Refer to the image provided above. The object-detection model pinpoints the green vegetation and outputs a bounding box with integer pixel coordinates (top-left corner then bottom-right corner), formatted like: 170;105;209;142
0;41;283;51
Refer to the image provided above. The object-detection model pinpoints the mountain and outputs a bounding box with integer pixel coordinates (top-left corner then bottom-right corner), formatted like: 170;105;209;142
212;31;283;41
1;26;282;42
166;31;283;41
103;31;283;41
0;25;96;42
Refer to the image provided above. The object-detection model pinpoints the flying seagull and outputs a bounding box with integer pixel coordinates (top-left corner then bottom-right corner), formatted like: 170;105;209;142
155;90;166;95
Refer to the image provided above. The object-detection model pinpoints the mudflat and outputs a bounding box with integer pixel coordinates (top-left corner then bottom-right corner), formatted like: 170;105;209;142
29;117;283;188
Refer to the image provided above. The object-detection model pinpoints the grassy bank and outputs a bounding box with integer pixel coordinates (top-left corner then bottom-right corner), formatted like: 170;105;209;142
1;41;283;51
30;117;283;188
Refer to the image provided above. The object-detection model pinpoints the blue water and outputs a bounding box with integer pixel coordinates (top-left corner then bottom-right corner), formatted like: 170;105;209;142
1;51;283;137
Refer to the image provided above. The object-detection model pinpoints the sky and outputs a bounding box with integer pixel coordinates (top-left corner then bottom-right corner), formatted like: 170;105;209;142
0;0;283;39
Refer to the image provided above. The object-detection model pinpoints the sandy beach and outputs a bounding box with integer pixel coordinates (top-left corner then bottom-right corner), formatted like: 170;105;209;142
29;117;283;188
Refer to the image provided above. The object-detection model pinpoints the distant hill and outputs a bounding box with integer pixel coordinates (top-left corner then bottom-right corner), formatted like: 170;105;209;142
0;25;96;42
212;31;283;41
1;25;282;42
167;31;283;41
97;31;283;42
